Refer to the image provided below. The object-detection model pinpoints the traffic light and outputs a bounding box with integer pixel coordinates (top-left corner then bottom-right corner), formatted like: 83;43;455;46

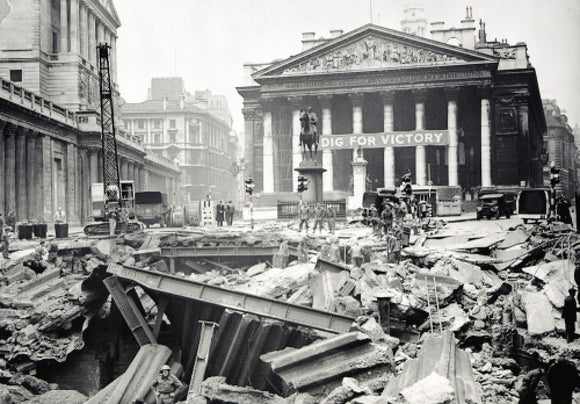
550;163;560;188
245;178;255;195
401;172;412;196
297;175;309;193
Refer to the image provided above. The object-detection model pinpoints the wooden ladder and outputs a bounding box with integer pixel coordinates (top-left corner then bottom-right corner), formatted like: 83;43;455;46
425;275;443;335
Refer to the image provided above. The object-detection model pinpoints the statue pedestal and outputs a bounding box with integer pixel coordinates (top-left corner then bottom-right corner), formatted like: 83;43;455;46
295;160;326;202
352;157;367;209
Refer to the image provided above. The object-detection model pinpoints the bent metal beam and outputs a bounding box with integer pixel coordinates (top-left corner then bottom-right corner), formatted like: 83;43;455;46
107;263;355;333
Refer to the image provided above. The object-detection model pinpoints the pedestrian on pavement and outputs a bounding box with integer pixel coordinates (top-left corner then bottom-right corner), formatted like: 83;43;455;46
312;203;326;234
54;207;66;224
563;287;577;343
297;240;309;263
380;202;393;236
151;364;183;404
298;201;310;233
6;210;15;230
225;201;235;226
350;241;363;267
546;357;580;404
108;209;119;236
278;240;289;268
0;232;9;259
328;237;341;263
574;264;580;305
216;201;225;227
327;206;336;234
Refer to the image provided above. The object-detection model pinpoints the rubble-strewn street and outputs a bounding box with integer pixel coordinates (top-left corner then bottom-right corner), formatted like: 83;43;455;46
0;215;578;403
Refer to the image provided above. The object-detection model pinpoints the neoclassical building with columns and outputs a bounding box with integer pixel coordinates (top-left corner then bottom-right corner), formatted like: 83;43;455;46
237;23;546;206
0;0;181;224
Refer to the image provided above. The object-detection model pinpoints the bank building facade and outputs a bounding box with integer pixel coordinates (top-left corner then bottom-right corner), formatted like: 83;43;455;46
237;17;545;211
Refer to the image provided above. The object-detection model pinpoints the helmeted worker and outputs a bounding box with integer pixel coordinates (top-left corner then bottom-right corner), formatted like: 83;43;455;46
298;201;310;233
151;364;183;404
312;203;326;233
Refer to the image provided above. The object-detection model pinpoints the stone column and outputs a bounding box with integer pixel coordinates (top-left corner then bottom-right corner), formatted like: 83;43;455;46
16;129;27;220
26;132;37;220
97;20;104;45
382;92;395;188
59;0;68;53
481;95;492;187
88;12;95;65
80;4;88;60
88;147;99;185
413;90;427;186
70;0;80;53
0;122;5;215
289;97;303;191
262;106;274;193
127;161;134;182
138;164;145;190
34;135;46;221
319;95;333;194
3;124;17;217
143;170;150;190
40;136;52;220
121;158;128;180
242;109;256;182
446;88;459;186
111;35;117;83
79;147;89;224
351;94;364;134
133;163;139;190
352;157;367;209
66;143;78;222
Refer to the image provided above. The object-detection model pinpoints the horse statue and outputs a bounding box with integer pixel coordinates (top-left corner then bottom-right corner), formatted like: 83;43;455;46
299;108;319;160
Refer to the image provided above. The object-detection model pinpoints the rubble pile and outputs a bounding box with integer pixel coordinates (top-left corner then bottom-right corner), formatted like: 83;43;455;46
0;218;578;403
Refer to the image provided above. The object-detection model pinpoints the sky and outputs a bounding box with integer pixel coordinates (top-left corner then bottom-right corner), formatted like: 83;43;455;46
114;0;580;133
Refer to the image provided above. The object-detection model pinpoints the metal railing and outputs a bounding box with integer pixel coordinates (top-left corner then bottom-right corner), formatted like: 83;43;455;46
0;77;76;126
277;200;347;220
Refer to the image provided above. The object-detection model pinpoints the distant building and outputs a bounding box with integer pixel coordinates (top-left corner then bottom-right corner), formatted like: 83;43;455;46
0;0;180;224
121;78;239;205
543;99;577;199
237;6;545;208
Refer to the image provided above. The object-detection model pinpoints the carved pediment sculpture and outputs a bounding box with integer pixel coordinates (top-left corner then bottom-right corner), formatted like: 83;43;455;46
282;35;466;75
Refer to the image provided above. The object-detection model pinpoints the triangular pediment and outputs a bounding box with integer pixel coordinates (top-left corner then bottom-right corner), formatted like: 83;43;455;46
255;24;496;79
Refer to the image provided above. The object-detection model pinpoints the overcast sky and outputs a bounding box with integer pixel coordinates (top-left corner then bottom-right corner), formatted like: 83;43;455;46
115;0;580;133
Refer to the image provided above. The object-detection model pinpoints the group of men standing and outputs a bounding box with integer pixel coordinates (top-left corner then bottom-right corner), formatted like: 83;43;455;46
297;201;337;234
364;199;410;238
215;200;235;227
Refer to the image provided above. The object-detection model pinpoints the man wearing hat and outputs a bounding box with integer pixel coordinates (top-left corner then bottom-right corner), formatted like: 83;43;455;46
151;364;183;404
563;288;577;343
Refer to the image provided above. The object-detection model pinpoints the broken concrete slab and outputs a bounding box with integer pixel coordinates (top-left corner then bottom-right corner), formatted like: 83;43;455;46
22;389;88;404
382;331;481;404
497;228;530;249
200;376;286;404
400;371;455;404
521;291;556;336
261;332;393;397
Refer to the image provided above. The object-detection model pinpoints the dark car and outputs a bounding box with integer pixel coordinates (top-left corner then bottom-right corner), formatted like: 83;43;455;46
476;193;514;220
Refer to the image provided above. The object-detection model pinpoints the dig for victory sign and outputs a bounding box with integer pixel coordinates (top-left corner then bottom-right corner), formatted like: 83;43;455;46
318;130;449;150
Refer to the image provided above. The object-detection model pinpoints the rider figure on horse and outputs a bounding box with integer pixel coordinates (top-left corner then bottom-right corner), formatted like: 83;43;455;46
299;106;318;147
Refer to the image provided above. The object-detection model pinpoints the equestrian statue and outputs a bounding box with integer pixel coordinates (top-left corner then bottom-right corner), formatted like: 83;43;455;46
299;106;319;160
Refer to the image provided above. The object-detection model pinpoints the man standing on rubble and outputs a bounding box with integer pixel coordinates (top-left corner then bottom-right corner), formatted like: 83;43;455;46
312;203;326;233
152;364;183;404
563;288;577;343
298;201;310;233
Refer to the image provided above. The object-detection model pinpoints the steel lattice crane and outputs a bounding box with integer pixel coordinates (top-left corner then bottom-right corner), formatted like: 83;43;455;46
84;43;141;236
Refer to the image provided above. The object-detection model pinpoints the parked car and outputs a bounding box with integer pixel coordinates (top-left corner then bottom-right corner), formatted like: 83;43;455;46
476;193;514;220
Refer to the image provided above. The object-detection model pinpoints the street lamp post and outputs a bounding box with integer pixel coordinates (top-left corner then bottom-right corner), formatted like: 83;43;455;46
245;178;255;230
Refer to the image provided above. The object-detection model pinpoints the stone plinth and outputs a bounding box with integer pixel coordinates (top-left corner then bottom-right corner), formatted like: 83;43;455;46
352;157;367;209
295;160;326;202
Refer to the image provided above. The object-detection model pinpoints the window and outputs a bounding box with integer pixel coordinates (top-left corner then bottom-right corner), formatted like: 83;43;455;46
169;133;176;143
153;119;161;129
137;120;145;129
169;119;176;129
10;70;22;82
153;133;161;144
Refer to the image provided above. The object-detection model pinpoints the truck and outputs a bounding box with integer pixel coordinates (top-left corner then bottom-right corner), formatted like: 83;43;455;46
135;191;170;227
517;188;551;224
